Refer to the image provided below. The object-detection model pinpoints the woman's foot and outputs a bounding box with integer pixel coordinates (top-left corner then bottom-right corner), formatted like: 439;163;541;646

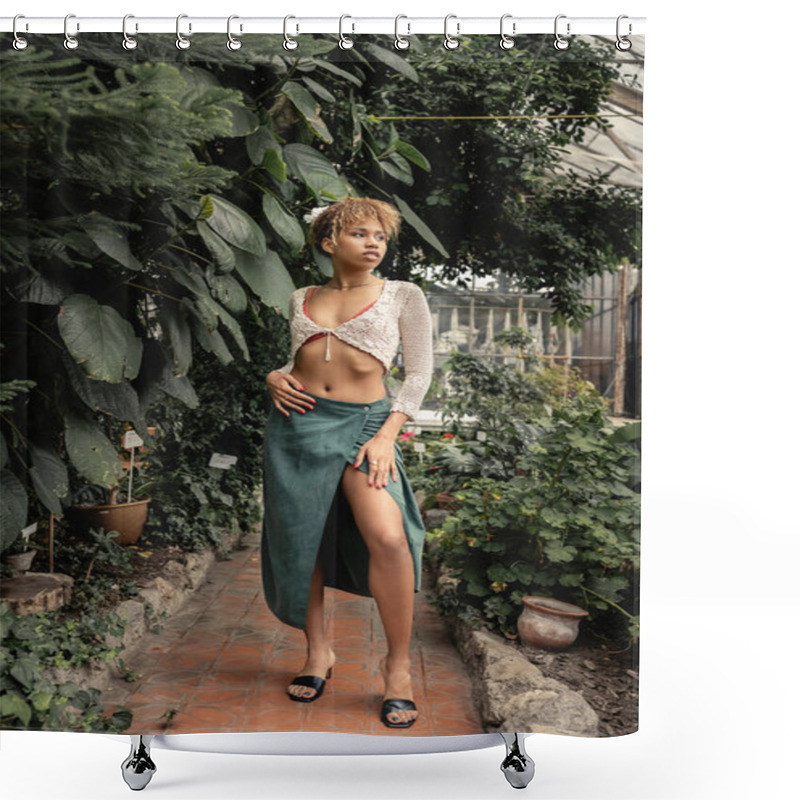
379;656;418;727
287;648;336;702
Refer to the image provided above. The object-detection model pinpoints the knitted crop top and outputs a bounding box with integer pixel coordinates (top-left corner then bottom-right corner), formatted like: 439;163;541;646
274;279;433;422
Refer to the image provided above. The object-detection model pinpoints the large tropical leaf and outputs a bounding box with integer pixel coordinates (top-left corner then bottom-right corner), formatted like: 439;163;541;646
207;272;248;314
157;300;192;377
0;470;27;552
182;299;234;365
262;193;306;255
283;144;351;201
58;294;143;382
301;76;336;104
311;59;363;87
395;140;431;171
281;81;333;143
79;212;143;271
203;195;267;256
392;195;450;259
29;445;69;515
360;42;420;84
61;351;148;438
380;153;414;185
138;340;199;409
64;413;124;490
8;271;71;306
198;222;237;272
246;123;281;168
263;148;287;182
235;249;295;316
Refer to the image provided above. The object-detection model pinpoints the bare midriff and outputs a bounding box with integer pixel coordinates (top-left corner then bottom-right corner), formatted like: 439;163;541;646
290;338;387;403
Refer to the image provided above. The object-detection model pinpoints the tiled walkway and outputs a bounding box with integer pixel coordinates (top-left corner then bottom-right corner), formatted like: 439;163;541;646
103;529;483;737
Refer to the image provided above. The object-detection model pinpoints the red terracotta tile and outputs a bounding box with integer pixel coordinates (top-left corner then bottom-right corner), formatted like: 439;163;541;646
243;708;307;730
304;709;369;732
164;704;243;730
200;670;259;688
187;687;251;706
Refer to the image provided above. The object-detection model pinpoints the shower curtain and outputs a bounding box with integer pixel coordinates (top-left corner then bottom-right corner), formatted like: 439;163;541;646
0;28;642;740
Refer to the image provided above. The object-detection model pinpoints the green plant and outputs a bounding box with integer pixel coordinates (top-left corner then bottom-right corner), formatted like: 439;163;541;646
432;398;640;641
0;603;133;731
1;33;444;558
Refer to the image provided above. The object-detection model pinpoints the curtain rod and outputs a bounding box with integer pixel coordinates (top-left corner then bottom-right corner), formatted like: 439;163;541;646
1;15;646;37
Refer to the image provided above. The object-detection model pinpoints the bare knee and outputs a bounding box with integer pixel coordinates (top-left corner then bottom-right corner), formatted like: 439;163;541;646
365;530;410;561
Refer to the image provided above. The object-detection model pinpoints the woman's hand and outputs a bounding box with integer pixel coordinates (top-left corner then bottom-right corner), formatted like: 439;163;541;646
354;434;398;489
265;371;316;416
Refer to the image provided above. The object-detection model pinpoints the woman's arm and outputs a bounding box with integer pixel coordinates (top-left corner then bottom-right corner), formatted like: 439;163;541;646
383;283;434;428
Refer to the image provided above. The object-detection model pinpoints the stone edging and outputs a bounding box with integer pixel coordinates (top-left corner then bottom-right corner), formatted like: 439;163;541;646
451;618;599;736
420;501;599;738
46;526;242;694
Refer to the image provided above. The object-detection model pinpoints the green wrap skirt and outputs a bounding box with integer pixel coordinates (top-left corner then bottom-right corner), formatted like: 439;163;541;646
261;391;426;630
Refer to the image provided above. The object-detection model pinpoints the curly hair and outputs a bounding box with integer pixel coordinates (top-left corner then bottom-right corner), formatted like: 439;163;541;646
308;196;402;254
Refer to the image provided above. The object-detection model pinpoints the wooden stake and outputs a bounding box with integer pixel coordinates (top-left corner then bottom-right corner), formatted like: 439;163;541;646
613;260;630;415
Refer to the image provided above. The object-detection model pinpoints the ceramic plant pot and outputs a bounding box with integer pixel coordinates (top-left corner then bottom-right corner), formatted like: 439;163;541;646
517;595;589;649
68;498;151;545
3;549;36;574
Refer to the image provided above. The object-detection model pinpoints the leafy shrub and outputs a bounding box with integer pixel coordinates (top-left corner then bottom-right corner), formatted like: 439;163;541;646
426;355;640;641
0;604;132;732
142;305;286;551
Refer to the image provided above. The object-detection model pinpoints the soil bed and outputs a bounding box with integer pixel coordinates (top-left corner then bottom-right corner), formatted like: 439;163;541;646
515;631;639;736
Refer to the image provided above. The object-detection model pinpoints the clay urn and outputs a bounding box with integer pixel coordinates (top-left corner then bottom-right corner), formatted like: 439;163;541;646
517;595;589;649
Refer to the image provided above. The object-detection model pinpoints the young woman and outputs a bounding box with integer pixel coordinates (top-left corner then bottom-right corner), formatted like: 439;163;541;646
262;197;433;729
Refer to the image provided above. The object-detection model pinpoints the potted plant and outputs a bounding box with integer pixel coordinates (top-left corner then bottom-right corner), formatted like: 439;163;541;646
2;528;38;574
66;426;157;546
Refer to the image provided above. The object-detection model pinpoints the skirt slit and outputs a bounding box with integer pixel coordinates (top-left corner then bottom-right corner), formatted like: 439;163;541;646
261;392;425;630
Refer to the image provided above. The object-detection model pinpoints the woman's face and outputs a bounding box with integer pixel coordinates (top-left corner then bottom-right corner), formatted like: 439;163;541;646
323;217;388;271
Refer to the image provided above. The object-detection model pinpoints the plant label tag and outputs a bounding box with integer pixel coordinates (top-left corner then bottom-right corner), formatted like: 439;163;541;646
209;453;238;470
22;523;37;537
124;431;144;449
413;442;426;453
476;430;487;442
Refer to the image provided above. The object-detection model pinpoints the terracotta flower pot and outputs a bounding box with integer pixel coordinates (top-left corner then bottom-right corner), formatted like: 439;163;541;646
4;549;36;574
67;498;151;545
517;595;588;649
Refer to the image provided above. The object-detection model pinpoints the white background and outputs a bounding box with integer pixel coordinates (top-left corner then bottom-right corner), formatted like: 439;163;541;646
2;1;798;798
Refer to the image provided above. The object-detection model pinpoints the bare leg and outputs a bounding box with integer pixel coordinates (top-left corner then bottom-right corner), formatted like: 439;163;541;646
341;465;418;725
287;555;336;700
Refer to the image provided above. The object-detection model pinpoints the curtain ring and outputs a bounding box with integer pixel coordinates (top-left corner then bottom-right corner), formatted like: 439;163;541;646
63;13;79;50
283;15;299;51
394;15;410;51
176;13;191;50
339;15;354;50
554;14;570;50
499;14;515;50
122;14;138;50
616;15;632;51
12;14;29;50
443;14;460;50
227;15;242;51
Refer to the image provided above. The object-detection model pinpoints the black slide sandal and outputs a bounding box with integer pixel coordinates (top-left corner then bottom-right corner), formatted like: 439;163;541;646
380;698;418;728
287;667;333;703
